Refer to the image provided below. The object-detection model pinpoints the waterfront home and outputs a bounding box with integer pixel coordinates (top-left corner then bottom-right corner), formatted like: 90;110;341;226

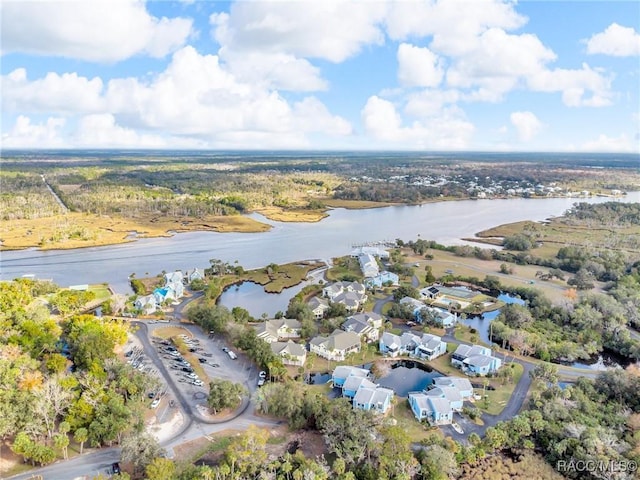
310;330;361;361
341;312;383;342
400;332;422;355
343;376;377;399
408;375;474;424
365;271;400;288
358;253;379;278
270;340;307;366
379;332;402;357
164;271;184;286
432;377;474;400
415;334;447;361
323;281;367;302
134;294;157;315
153;287;177;305
308;296;330;319
353;386;394;414
185;268;205;283
331;366;369;388
350;246;390;259
451;344;502;375
255;318;302;343
408;393;453;425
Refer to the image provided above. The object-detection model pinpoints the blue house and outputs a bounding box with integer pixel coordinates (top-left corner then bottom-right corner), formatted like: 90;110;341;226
331;366;369;388
353;386;394;414
343;376;376;399
379;332;402;357
408;393;453;425
432;377;474;400
418;306;457;327
452;344;502;376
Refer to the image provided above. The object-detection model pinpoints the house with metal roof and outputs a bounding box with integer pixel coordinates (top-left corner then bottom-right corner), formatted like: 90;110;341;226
309;330;361;361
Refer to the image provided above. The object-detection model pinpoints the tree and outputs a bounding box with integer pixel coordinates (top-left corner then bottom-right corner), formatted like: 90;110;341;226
417;444;458;480
54;433;69;460
120;431;164;476
568;268;595;290
74;427;88;454
207;379;246;414
145;457;176;480
378;425;419;480
392;285;419;301
499;263;513;275
224;425;269;478
529;362;559;385
503;234;532;251
12;432;33;463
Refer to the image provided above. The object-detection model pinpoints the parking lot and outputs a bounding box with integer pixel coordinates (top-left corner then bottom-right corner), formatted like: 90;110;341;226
137;322;257;421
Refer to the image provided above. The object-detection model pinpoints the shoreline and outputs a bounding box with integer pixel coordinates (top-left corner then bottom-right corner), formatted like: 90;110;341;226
0;193;610;252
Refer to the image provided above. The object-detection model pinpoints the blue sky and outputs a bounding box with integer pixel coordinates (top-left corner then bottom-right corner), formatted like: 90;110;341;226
1;0;639;152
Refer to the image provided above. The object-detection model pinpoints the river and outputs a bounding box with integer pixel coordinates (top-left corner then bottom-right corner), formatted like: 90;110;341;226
2;194;639;293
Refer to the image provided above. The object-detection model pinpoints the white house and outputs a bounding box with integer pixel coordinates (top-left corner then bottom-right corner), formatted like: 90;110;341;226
419;307;458;327
365;271;400;288
408;376;474;425
358;253;379;278
270;340;307;366
341;312;383;342
350;246;390;259
134;294;157;315
164;271;184;285
415;334;447;361
255;318;302;343
308;297;330;319
309;330;361;361
185;268;205;283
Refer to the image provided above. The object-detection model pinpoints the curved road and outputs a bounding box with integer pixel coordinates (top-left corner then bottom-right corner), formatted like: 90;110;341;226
8;293;280;480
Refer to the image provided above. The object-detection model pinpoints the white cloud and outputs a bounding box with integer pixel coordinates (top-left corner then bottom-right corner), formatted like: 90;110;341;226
361;95;474;149
397;43;443;88
2;68;105;114
1;46;352;149
1;0;193;62
404;89;460;118
578;134;637;153
585;23;640;57
510;111;543;142
386;0;527;56
1;115;66;148
211;1;387;63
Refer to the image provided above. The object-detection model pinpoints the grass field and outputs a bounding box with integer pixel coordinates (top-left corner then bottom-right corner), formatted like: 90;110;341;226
390;400;443;442
87;284;111;302
325;256;364;282
256;206;328;223
1;212;271;250
407;250;571;304
243;261;323;293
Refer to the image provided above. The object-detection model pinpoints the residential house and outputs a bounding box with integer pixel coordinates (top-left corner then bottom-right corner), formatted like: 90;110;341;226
400;332;422;355
408;375;474;425
408;393;453;425
331;366;369;388
350;246;390;259
308;297;330;319
309;330;361;361
185;268;205;283
341;312;383;342
343;376;377;399
134;294;157;315
270;340;307;366
420;285;442;300
451;344;502;375
153;287;177;305
164;271;184;286
323;281;367;302
432;377;474;400
415;334;447;361
358;253;379;278
365;271;399;289
255;318;302;343
353;386;394;414
379;332;402;357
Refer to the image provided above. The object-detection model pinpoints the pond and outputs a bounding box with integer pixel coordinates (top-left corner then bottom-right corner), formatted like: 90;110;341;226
218;280;311;319
460;293;526;344
376;360;443;397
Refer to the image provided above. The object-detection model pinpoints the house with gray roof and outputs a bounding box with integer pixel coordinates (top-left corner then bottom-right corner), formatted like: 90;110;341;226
308;296;330;319
451;343;502;375
309;330;361;361
353;386;394;414
358;253;379;278
415;333;447;360
185;268;205;283
408;375;475;425
332;365;369;388
134;294;157;315
255;318;302;343
270;340;307;366
342;312;383;342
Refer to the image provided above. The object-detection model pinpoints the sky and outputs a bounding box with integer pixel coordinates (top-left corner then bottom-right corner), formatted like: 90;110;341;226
1;0;639;152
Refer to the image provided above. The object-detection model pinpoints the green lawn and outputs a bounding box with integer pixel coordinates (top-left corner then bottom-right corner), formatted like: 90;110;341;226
453;325;489;346
88;283;111;302
478;362;524;415
388;400;442;443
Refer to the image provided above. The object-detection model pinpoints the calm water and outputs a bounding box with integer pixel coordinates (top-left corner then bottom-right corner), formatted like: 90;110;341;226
377;360;442;397
218;281;311;318
461;293;526;344
2;194;639;292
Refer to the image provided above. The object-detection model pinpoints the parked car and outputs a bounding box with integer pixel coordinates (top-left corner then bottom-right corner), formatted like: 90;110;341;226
227;350;238;360
198;358;207;363
150;398;161;408
259;371;267;379
257;378;265;387
186;372;198;379
112;463;121;474
191;379;204;387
